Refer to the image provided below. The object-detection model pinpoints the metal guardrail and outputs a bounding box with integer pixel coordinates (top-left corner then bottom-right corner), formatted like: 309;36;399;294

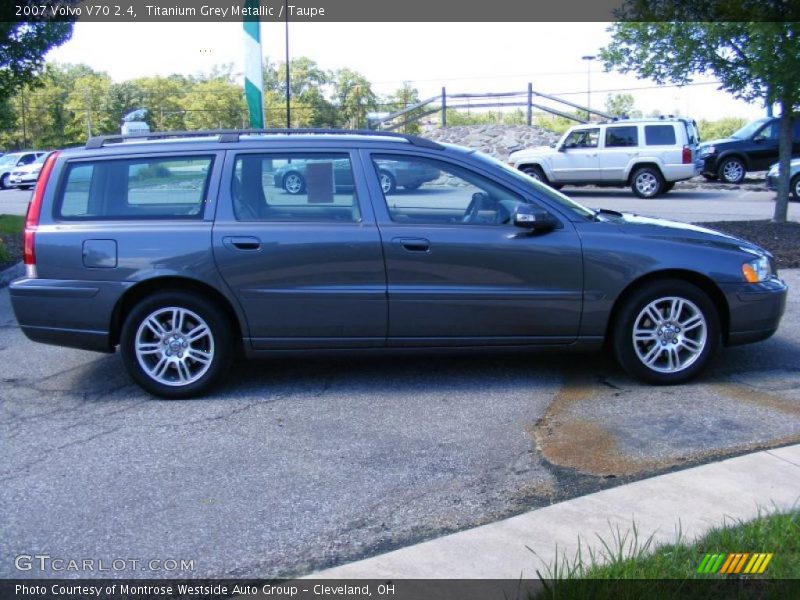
370;84;613;131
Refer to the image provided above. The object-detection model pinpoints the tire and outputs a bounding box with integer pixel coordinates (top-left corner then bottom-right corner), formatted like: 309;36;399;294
0;174;9;190
404;183;421;191
120;291;234;399
613;279;720;385
791;174;800;201
630;167;664;198
717;157;746;184
18;185;32;190
378;170;396;194
701;173;718;181
282;171;306;195
662;181;675;193
522;165;548;183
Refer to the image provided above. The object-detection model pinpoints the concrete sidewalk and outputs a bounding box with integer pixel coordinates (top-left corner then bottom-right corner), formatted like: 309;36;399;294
306;445;800;579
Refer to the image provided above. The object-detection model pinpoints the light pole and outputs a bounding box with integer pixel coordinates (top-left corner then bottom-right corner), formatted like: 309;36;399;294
285;0;290;128
582;55;596;121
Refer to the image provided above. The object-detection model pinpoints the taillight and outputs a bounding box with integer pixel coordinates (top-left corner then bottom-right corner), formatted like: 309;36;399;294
23;151;59;277
682;145;692;164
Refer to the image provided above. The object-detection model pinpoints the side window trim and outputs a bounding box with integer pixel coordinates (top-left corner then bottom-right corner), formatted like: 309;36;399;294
368;152;529;228
53;153;216;221
229;150;363;224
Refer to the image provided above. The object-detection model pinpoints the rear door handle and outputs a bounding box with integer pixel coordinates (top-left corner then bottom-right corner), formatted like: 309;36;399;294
394;237;431;253
223;236;261;251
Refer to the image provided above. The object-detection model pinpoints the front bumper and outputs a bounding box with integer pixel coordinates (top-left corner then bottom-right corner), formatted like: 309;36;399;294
697;155;719;176
766;174;779;191
720;277;788;346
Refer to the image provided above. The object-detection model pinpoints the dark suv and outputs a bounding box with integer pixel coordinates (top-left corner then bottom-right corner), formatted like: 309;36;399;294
697;117;800;183
10;129;787;398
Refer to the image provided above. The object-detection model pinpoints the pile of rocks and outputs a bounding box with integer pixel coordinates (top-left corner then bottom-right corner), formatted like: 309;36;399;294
423;125;558;161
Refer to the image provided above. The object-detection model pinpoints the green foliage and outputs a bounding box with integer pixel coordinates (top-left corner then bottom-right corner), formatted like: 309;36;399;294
604;93;641;118
0;19;76;102
534;114;580;135
0;214;24;234
445;109;527;127
531;508;799;597
386;83;423;135
697;117;747;142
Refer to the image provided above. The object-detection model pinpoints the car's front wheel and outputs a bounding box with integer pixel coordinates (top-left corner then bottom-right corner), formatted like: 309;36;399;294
613;280;719;384
791;174;800;201
0;174;9;189
718;157;746;184
631;167;664;198
282;171;306;195
379;170;396;194
120;291;233;399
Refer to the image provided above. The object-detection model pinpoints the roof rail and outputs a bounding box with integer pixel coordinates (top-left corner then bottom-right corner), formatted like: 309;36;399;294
85;128;444;150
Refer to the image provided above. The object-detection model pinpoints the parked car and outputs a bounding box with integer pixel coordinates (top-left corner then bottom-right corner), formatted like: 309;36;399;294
273;156;440;195
508;117;701;198
10;129;786;398
697;117;800;184
766;158;800;200
0;151;48;189
9;151;52;190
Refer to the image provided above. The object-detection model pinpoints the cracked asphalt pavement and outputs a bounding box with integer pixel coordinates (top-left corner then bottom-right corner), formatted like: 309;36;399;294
1;271;799;579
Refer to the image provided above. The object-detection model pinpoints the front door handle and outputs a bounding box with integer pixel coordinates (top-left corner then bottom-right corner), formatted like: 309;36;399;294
394;237;431;253
223;236;261;251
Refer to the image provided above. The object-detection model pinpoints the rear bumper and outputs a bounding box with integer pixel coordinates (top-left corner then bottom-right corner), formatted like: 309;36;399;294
9;278;128;353
720;277;788;346
662;163;700;182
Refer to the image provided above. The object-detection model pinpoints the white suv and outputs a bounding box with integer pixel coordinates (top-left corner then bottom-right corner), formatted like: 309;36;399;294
509;118;701;198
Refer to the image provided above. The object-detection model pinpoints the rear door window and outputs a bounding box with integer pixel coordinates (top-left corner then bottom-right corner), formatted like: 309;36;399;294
231;153;361;222
605;126;639;147
57;156;213;220
645;125;677;146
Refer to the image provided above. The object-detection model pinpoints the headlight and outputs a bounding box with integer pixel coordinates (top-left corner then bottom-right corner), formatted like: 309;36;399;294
742;256;772;283
699;145;716;156
767;164;779;176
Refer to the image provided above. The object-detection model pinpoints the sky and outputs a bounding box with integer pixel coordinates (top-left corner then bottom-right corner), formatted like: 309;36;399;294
46;22;768;121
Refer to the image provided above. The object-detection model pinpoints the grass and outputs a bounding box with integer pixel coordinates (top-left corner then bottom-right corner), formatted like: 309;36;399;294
0;214;24;235
530;508;799;599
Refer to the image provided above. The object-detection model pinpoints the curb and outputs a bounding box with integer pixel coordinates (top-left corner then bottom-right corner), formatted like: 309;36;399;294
0;261;23;289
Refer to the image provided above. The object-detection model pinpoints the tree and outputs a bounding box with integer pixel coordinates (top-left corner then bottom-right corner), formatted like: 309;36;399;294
0;19;76;103
601;14;800;222
334;68;377;129
604;93;640;118
387;83;423;134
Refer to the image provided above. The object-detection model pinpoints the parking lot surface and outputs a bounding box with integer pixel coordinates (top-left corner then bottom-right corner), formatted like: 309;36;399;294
1;268;798;578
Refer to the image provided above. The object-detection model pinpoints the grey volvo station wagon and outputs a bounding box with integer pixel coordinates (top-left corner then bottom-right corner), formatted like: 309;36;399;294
10;129;787;398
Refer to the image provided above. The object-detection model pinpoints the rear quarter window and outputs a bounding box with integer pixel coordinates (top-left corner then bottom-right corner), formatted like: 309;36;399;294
57;155;213;220
644;125;677;146
605;126;639;147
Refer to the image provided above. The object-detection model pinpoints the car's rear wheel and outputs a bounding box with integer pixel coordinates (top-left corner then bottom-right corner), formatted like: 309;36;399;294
613;279;719;384
718;157;746;184
791;174;800;201
379;170;396;194
282;172;306;195
631;167;664;198
522;165;548;183
120;291;233;399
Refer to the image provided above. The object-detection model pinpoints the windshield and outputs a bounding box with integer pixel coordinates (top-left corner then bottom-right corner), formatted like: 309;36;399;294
473;151;595;219
0;154;19;165
730;118;770;140
32;154;47;165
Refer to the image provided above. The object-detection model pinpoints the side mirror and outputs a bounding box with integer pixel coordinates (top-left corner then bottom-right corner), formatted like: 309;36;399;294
513;205;557;232
558;144;567;152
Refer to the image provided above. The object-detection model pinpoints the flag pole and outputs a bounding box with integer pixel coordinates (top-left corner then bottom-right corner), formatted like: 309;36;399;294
243;0;264;128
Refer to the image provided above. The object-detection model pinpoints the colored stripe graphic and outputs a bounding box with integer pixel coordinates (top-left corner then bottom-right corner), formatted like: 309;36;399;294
243;0;264;128
699;553;773;575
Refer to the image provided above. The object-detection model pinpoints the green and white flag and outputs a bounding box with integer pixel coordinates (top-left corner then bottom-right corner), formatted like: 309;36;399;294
243;0;264;128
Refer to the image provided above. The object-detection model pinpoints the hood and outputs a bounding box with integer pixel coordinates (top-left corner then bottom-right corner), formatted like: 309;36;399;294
698;137;736;148
608;211;768;256
510;145;556;159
